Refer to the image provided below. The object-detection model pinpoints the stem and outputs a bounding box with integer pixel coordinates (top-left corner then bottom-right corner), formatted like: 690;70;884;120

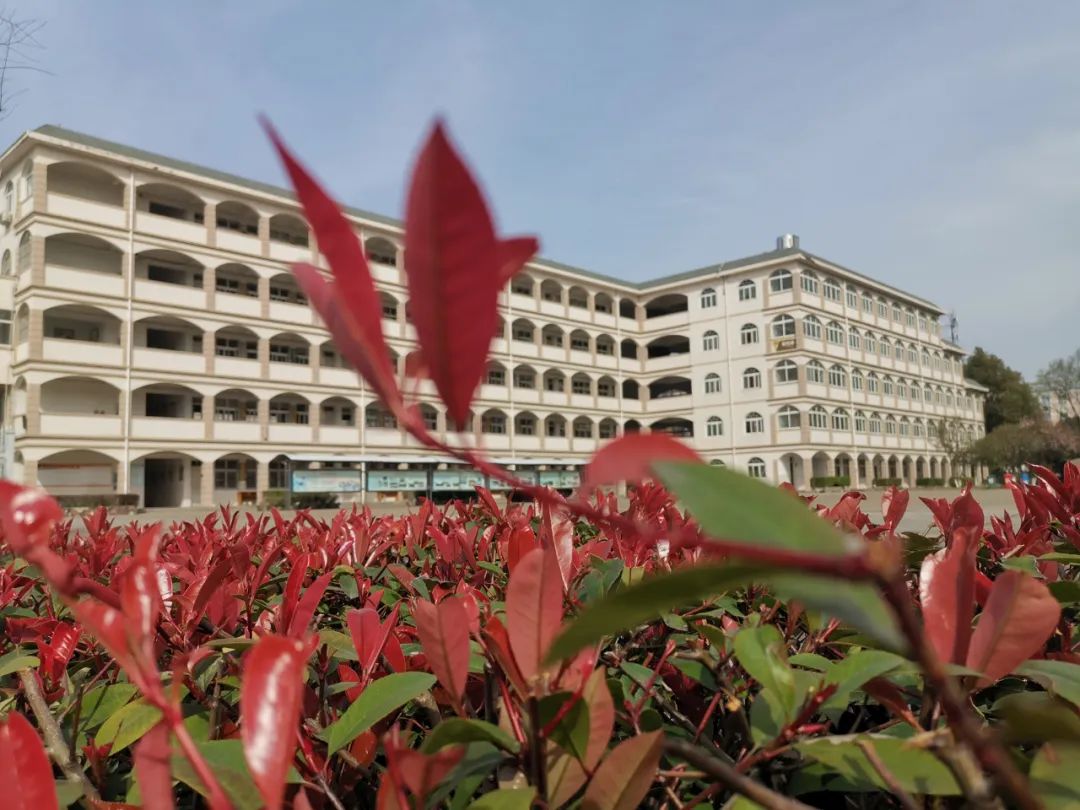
169;706;232;810
855;738;920;810
664;737;814;810
526;696;548;803
19;669;101;805
877;572;1041;810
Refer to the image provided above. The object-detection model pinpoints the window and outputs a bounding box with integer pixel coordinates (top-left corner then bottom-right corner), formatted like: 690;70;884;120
598;378;616;397
769;269;792;293
573;419;592;439
740;323;759;345
478;411;506;434
883;377;894;396
908;345;918;363
21;163;32;201
596;337;614;356
806;360;825;384
745;413;764;433
848;328;860;350
514;368;535;389
743;368;761;389
800;271;819;294
516;414;536;435
851;369;864;391
700;287;717;308
862;295;873;314
832;408;850;430
486;366;505;385
545;417;566;437
892;305;902;322
854;411;867;432
906;310;917;327
828;365;846;387
706;416;723;437
748;457;767;478
897;380;907;399
778;405;800;429
913;420;924;437
928;421;938;439
738;279;756;301
802;315;822;340
545;373;564;393
381;298;398;319
704;373;722;394
513;323;534;342
864;333;877;354
570;333;590;351
919;315;928;332
885;416;897;435
269;342;308;364
867;373;879;393
869;413;882;433
808;406;828;429
215;336;257;359
774;360;798;384
824;278;842;302
846;286;858;308
771;314;795;339
571;376;591;395
877;299;888;317
17;232;30;273
826;321;843;345
921;350;931;367
0;308;10;345
216;275;258;297
215;458;255;490
0;251;9;277
894;343;904;360
880;337;890;357
702;330;720;351
543;329;563;347
900;419;910;437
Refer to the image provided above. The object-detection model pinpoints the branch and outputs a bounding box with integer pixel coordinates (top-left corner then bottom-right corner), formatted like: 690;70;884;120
19;669;101;805
855;738;920;810
664;737;814;810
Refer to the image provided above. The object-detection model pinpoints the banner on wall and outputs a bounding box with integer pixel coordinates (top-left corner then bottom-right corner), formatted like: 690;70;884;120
367;469;429;492
432;469;485;491
292;469;363;493
538;470;581;489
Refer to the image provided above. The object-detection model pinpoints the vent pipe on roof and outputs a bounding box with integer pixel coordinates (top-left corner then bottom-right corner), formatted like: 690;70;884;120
777;233;800;250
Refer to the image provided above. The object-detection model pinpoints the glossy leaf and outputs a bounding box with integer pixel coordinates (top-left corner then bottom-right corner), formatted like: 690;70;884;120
96;698;164;753
133;721;174;810
323;671;437;756
581;730;663;810
241;634;315;810
734;625;797;719
1017;660;1080;710
506;547;564;681
582;433;701;492
919;542;973;666
404;121;502;426
0;711;60;810
0;481;62;555
420;718;519;754
171;739;303;810
495;237;540;286
468;787;537;810
287;571;334;637
413;596;470;713
966;570;1061;687
1030;741;1080;808
796;734;961;795
653;462;855;556
581;667;615;769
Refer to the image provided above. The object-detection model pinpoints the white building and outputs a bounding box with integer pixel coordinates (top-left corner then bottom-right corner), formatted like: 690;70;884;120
0;126;986;507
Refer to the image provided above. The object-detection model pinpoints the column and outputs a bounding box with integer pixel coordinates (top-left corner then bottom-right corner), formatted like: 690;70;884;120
28;308;44;361
23;458;38;488
203;396;214;440
205;202;218;248
258;215;270;259
256;459;270;505
25;383;41;434
199;460;215;506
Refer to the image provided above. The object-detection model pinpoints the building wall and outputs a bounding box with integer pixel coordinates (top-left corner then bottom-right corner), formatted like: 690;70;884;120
0;128;987;505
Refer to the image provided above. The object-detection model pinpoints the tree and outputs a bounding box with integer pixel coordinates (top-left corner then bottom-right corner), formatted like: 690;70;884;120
971;419;1080;473
0;12;46;121
934;417;974;480
1036;348;1080;424
963;347;1040;432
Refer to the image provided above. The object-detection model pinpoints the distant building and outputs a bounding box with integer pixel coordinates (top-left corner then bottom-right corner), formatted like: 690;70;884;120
0;126;987;506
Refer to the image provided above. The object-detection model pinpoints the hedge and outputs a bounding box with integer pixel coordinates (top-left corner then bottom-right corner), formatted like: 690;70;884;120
809;475;851;488
55;493;139;510
916;477;946;487
872;477;903;487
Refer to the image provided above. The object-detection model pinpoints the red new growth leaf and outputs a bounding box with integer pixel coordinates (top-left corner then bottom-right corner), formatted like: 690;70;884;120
0;481;62;555
413;596;470;713
540;503;574;594
134;721;174;810
966;571;1062;687
242;634;317;810
405;121;527;426
919;542;970;666
287;570;333;637
582;667;615;770
496;236;540;286
263;122;401;413
582;433;702;492
582;729;663;810
505;547;564;682
0;711;59;810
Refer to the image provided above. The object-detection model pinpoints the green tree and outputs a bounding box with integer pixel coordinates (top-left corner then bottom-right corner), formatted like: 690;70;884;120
963;347;1040;431
971;420;1080;472
1036;348;1080;424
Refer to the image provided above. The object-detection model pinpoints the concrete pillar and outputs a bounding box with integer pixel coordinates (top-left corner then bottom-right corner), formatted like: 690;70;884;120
258;275;270;319
204;263;216;311
205;203;217;248
258;215;270;259
204;330;215;376
27;308;43;360
30;234;45;287
309;394;320;442
25;383;41;434
309;340;321;385
257;398;270;442
31;159;48;215
203;396;214;440
23;458;38;488
258;338;270;379
199;460;215;506
256;459;270;505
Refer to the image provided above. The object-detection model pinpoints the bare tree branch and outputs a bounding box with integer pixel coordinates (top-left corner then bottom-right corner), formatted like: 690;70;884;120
0;10;47;121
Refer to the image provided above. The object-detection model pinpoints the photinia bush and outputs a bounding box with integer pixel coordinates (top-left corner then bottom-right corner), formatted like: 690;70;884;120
0;120;1076;808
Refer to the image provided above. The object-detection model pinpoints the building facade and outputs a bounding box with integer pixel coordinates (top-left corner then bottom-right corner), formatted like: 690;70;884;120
0;126;987;506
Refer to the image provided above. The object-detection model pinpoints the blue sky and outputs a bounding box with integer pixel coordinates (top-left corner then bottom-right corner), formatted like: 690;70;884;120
7;2;1079;377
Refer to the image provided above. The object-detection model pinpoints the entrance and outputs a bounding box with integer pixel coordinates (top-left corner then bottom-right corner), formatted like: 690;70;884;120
144;458;186;507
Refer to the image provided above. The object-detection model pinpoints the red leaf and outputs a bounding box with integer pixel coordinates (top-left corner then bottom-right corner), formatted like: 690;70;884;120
0;711;59;810
582;433;702;492
966;571;1062;687
263;123;401;412
133;721;174;810
413;597;470;713
505;547;564;682
72;599;159;698
394;747;464;803
881;487;909;531
480;615;527;697
919;544;969;666
581;729;663;810
582;667;615;770
241;634;316;810
0;481;62;555
540;503;574;593
404;121;504;427
187;559;232;632
496;236;540;286
287;571;333;637
347;606;401;678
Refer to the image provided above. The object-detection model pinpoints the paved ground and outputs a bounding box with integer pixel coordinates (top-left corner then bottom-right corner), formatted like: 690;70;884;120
97;486;1019;536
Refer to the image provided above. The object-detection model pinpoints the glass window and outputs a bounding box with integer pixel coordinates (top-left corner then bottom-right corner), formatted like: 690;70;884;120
748;457;766;478
867;373;879;393
700;288;717;308
808;406;828;429
828;365;846;387
846;286;858;308
706;416;723;437
832;409;850;430
742;368;761;389
771;315;795;339
806;361;825;384
740;323;759;345
849;329;860;350
745;413;764;433
703;330;720;351
854;411;867;432
769;269;793;293
778;406;800;429
824;279;842;302
826;321;844;344
775;360;798;384
802;315;822;340
852;370;864;391
800;271;819;294
738;279;757;301
704;373;722;394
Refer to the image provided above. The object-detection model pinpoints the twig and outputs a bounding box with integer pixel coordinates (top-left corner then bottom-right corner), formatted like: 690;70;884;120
19;669;101;805
664;737;814;810
855;738;920;810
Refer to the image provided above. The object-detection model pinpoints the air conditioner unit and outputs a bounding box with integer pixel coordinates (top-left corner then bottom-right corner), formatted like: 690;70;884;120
773;338;796;351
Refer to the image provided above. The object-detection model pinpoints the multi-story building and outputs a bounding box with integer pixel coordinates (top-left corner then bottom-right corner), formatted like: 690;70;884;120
0;125;987;507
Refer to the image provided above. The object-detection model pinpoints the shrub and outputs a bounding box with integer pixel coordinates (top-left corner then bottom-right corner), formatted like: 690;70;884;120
872;476;903;487
54;492;139;510
809;475;850;488
916;477;947;487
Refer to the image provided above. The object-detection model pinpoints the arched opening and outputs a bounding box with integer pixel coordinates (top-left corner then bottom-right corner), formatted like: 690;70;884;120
268;213;309;246
622;379;640;400
649;376;691;399
571;372;592;396
595;292;614;314
214;389;258;422
569;329;591;353
380;291;399;320
485;361;507;386
572;416;594;438
514;411;537;435
365;401;397;430
136;451;199;508
544;414;567;438
44;305;122;345
268;272;307;305
136;182;204;223
320;341;346;369
215;201;259;235
41;377;119;416
568;286;589;308
135;248;203;288
214;453;258;500
46;161;124;205
645;293;688;318
513;365;536;389
510;273;534;297
418;403;439;431
214;326;258;359
481;409;507;434
511;318;535;343
597;375;617;397
133;383;202;419
834;453;853;482
215;263;259;297
621;338;639;360
543;369;565;393
270;393;310;425
651;418;693;437
646;334;690;359
595;334;615;356
598;418;618;439
38;450;119;500
45;233;123;275
541;324;564;348
540;279;563;303
619;298;637;319
134;315;203;353
269;332;310;365
811;451;831;480
780;453;804;487
320;396;356;426
364;236;397;266
16;231;30;273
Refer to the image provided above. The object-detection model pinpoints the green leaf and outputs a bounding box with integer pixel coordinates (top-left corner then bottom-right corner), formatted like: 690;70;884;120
767;573;904;651
796;734;962;795
824;650;908;711
1000;555;1041;575
1038;553;1080;564
749;687;788;747
422;718;519;754
653;461;855;557
77;682;140;731
1018;660;1080;710
468;788;537;809
993;692;1080;743
1049;581;1080;605
319;629;359;660
1030;741;1080;809
735;626;797;718
538;692;589;762
96;698;163;754
55;779;84;808
172;738;301;810
322;671;436;755
0;649;39;678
